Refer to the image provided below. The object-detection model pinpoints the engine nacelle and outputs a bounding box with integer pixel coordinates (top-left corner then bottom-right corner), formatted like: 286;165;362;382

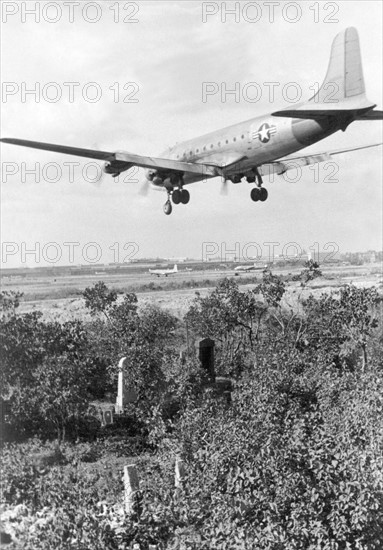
229;174;243;184
145;168;156;181
103;161;124;176
152;176;164;186
145;169;164;186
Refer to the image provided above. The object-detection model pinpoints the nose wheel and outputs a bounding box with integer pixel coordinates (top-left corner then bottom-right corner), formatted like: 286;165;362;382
163;200;172;215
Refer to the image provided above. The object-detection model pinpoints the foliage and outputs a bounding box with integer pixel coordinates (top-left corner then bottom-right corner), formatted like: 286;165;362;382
1;275;383;548
185;278;267;374
0;290;24;319
302;285;381;371
82;281;118;318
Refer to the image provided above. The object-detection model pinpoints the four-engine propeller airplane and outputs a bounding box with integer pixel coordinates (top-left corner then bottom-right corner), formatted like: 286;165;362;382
149;264;178;277
1;27;382;215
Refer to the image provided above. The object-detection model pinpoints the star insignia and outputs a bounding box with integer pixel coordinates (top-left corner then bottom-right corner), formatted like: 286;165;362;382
252;123;277;143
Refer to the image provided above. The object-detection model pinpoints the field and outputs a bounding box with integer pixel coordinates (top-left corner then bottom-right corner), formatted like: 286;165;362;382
2;261;382;322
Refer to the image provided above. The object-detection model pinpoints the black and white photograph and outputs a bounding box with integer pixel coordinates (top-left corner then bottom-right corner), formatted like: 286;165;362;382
1;0;382;548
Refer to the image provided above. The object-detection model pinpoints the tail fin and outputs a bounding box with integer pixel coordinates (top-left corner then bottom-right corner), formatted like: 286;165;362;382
272;27;378;120
174;264;178;272
308;27;369;105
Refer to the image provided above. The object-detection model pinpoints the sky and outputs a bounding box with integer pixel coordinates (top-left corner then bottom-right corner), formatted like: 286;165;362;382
1;0;382;267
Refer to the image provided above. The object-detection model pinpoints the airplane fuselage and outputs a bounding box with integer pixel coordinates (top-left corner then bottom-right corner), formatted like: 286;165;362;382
154;113;338;186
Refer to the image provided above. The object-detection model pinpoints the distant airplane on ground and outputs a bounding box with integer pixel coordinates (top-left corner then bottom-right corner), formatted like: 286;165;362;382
1;27;382;215
234;263;267;272
149;264;178;277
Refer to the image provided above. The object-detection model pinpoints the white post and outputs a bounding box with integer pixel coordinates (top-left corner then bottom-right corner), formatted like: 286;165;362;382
123;464;139;515
116;357;126;414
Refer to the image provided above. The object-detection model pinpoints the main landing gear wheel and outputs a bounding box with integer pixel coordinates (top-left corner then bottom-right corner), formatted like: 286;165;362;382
250;187;268;202
172;189;181;204
180;189;190;204
250;187;260;202
259;187;268;202
163;200;172;215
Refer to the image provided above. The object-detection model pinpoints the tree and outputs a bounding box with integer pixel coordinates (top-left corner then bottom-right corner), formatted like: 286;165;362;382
31;354;95;441
0;290;24;319
185;278;267;374
1;309;94;438
302;285;381;371
83;281;118;319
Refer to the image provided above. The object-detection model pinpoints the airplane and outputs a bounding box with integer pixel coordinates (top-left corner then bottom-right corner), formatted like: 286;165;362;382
1;27;382;216
149;264;178;277
234;263;267;272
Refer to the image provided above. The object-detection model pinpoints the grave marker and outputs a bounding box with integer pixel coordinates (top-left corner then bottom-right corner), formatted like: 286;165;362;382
123;464;140;515
199;338;215;381
175;457;186;488
116;357;138;414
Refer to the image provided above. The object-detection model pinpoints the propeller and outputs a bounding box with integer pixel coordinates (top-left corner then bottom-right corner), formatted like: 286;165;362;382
139;178;150;196
86;143;106;187
220;177;229;195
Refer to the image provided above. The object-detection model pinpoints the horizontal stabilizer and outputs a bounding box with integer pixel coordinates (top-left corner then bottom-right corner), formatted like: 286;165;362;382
272;107;376;120
355;110;383;120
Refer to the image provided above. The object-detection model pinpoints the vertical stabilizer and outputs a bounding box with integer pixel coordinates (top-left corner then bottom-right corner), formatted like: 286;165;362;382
308;27;373;108
272;27;377;118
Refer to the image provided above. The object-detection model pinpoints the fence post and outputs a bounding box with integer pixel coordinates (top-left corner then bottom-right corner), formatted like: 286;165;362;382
123;464;139;515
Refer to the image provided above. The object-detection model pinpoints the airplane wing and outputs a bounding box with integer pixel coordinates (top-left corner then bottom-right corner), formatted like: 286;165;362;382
0;138;219;177
258;142;382;177
1;138;380;180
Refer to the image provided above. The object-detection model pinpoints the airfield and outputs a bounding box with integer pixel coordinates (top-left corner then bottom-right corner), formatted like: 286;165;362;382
1;260;382;322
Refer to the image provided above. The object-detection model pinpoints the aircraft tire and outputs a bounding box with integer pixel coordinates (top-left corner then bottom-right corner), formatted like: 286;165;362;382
180;189;190;204
259;188;268;202
250;188;260;202
172;189;181;204
163;201;172;215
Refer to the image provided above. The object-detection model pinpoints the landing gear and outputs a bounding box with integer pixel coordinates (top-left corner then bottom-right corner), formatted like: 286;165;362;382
180;189;190;204
172;189;181;204
259;187;268;201
170;188;189;208
250;187;261;202
250;167;268;203
164;188;190;214
163;200;172;215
